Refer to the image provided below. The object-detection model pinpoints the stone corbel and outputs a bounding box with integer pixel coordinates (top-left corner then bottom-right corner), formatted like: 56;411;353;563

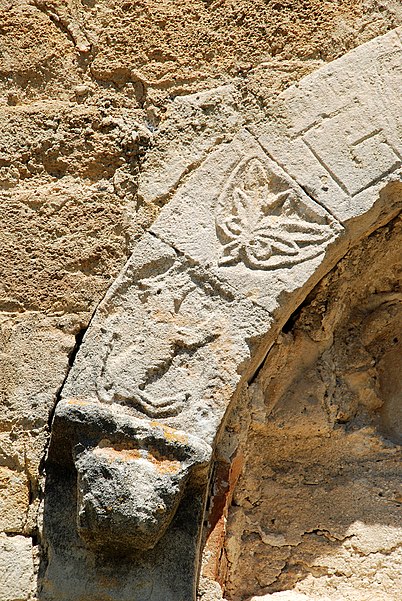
50;400;211;552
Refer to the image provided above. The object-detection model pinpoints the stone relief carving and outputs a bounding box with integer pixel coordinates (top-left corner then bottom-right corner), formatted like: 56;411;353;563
96;326;192;419
215;156;337;270
39;29;402;601
45;235;247;591
302;104;401;197
151;131;344;314
254;29;402;222
218;215;402;600
94;261;222;419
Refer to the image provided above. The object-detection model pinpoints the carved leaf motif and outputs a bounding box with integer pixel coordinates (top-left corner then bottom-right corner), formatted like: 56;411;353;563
216;157;336;270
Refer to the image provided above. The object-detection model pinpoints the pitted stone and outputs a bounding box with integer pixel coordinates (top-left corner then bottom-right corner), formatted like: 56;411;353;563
41;26;402;601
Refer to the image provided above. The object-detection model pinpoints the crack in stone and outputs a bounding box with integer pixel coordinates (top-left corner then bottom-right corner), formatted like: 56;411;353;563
38;324;87;477
140;135;229;209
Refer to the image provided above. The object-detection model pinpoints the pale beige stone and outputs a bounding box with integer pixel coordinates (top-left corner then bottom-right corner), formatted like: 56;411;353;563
0;4;402;600
253;28;402;226
41;28;402;601
249;594;311;601
0;535;34;601
0;467;29;533
220;216;402;601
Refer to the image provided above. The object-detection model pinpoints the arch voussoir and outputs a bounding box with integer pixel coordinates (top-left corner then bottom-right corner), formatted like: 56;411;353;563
42;27;401;601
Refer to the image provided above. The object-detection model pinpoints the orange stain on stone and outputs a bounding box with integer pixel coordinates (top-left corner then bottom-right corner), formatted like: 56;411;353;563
93;444;181;475
203;452;244;586
66;399;92;406
150;421;189;445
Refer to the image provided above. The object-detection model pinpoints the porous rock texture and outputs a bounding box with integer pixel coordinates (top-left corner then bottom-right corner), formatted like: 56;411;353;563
219;215;402;601
0;2;402;600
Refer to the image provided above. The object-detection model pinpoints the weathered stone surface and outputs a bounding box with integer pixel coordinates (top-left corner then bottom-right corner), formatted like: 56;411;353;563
42;231;270;597
151;129;343;315
0;534;34;601
1;5;402;600
0;467;29;534
253;28;402;226
0;98;152;600
0;103;151;314
137;85;244;206
0;312;79;545
218;215;402;601
38;27;402;601
249;594;311;601
3;0;400;106
42;400;211;600
60;232;271;441
52;400;211;551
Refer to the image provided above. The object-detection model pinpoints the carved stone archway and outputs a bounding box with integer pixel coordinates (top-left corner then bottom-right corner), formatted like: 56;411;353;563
40;28;401;601
210;211;402;601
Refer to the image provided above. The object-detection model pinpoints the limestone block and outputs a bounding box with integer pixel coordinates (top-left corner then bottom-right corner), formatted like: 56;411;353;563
75;444;187;551
151;129;343;315
43;399;213;601
138;85;243;205
0;313;79;539
61;232;271;443
0;534;34;601
51;399;211;551
253;28;402;224
0;313;77;427
0;466;29;533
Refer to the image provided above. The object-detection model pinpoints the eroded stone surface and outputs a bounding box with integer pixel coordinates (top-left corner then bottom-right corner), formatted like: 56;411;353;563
49;400;211;552
0;313;79;541
151;129;343;315
0;534;34;601
253;28;402;225
3;0;401;106
218;215;402;601
43;230;270;598
41;28;402;601
42;400;212;601
1;11;402;601
60;232;271;439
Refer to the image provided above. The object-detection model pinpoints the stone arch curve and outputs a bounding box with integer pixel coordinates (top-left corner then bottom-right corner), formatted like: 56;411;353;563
41;28;402;601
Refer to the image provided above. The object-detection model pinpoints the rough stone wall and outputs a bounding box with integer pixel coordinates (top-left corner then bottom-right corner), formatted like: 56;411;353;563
219;215;402;600
1;2;402;600
2;1;402;106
